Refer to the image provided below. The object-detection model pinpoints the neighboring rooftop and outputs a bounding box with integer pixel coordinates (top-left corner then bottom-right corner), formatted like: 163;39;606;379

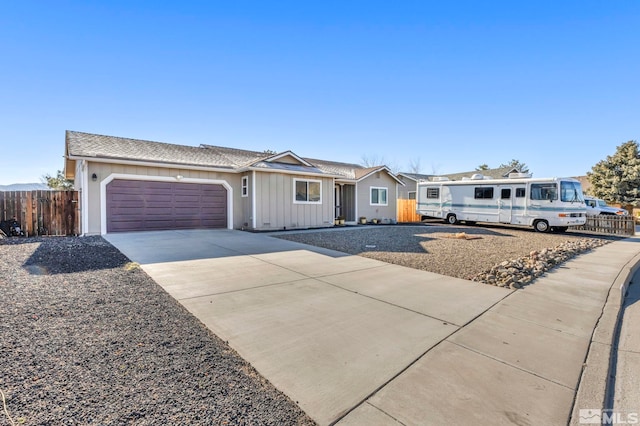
398;172;435;182
436;166;520;181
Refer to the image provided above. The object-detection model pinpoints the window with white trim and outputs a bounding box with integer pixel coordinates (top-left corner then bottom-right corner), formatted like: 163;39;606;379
294;179;321;203
241;176;248;197
370;187;388;205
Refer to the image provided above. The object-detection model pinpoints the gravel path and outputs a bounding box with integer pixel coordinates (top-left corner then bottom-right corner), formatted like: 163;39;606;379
0;236;315;425
274;223;619;281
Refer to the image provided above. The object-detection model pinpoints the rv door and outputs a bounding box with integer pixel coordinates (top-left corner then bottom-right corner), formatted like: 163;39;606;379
498;186;512;223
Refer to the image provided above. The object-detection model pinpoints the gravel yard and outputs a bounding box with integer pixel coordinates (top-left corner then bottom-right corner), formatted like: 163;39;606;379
274;223;620;282
0;236;315;425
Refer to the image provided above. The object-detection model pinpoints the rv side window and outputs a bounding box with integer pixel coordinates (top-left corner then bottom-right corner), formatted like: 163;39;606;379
530;183;558;201
426;188;439;199
515;188;526;198
474;187;494;199
501;189;511;199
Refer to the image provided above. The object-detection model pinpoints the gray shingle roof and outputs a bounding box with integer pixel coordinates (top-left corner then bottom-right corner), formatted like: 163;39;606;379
65;131;404;183
66;131;237;169
199;144;273;168
66;131;353;177
304;158;363;180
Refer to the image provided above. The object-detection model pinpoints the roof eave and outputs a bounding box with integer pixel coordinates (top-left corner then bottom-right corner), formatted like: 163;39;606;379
356;166;405;185
66;155;238;173
244;166;341;178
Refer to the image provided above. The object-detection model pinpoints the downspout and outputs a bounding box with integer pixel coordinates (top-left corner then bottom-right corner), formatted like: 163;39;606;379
81;160;89;236
251;170;257;230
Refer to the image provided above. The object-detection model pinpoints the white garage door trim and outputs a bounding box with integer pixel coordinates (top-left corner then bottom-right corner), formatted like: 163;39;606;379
100;173;233;235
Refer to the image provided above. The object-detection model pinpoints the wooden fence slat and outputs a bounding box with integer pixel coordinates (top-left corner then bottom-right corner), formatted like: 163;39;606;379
397;199;421;223
0;190;80;236
575;215;635;236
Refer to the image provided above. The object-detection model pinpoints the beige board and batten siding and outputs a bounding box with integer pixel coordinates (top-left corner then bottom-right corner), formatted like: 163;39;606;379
397;175;417;200
357;172;398;221
84;162;240;235
253;171;334;230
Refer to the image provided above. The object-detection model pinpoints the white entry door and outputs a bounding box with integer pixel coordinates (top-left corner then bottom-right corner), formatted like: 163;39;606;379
498;186;513;223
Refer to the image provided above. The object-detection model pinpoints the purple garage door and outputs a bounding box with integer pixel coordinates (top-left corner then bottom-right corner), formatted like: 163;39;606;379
106;180;227;233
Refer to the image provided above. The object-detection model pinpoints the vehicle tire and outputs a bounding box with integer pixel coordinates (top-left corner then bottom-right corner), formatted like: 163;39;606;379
533;220;550;233
446;214;458;225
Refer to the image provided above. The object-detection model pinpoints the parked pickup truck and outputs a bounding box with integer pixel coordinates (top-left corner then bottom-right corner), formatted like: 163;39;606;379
584;196;628;216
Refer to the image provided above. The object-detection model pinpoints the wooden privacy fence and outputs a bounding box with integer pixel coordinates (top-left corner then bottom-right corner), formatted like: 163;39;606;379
0;190;80;236
575;215;635;236
397;199;421;223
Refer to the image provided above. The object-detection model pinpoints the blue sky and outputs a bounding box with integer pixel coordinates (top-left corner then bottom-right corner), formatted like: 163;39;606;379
1;1;638;184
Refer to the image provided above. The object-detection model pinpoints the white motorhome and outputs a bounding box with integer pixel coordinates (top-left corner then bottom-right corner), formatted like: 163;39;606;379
416;173;587;232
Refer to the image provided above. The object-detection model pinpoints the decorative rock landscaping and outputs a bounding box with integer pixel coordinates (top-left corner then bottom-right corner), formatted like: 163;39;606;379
276;224;618;287
471;238;610;289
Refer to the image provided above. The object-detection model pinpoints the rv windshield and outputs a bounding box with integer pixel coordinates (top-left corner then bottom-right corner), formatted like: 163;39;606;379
560;180;584;203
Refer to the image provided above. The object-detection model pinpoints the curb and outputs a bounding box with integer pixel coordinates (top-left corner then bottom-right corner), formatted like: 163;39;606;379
569;245;640;425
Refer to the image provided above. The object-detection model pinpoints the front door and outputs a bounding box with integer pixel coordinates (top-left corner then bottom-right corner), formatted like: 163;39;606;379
498;186;512;223
335;183;356;222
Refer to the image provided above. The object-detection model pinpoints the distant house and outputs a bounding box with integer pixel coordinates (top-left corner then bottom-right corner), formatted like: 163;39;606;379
64;131;403;235
397;167;520;200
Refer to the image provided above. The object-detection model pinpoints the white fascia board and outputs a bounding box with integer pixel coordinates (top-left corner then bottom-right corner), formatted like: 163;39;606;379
242;166;342;179
66;155;237;174
335;178;357;184
264;151;314;167
357;166;405;185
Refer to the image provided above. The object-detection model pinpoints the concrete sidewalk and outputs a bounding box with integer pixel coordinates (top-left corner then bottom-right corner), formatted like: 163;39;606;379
611;269;640;419
105;230;640;425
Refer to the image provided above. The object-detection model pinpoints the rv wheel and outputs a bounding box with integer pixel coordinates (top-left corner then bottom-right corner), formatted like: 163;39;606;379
446;214;458;225
533;220;550;233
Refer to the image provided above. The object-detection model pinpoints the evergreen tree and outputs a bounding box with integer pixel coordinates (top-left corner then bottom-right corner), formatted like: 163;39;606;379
587;140;640;205
499;159;529;174
42;170;74;190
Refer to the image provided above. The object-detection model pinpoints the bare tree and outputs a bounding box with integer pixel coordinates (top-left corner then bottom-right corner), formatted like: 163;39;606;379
360;154;399;174
408;158;422;174
360;154;385;167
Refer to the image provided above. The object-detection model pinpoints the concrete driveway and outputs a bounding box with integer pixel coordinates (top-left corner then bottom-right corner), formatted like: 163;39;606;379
105;229;509;424
104;229;639;425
